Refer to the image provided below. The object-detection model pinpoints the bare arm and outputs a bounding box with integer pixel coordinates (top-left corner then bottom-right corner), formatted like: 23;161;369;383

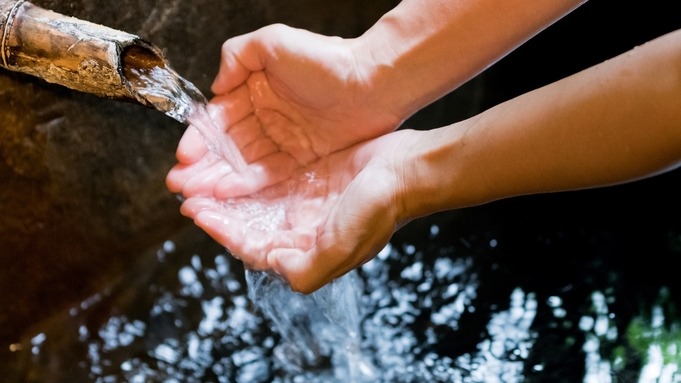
203;0;585;165
354;0;585;120
400;28;681;220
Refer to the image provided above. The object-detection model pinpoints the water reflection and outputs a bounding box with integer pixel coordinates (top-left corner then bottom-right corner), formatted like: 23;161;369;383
9;223;681;382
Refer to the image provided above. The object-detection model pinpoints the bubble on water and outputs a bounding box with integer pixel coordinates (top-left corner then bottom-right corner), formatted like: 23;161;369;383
233;296;247;308
591;291;607;314
579;316;595;331
652;305;665;328
376;244;392;261
154;343;179;364
433;257;469;281
199;297;224;335
215;255;229;275
179;267;196;284
400;262;423;281
594;316;609;336
191;255;202;271
553;308;567;318
30;333;46;355
443;284;459;299
81;293;103;310
163;241;176;253
548;296;562;307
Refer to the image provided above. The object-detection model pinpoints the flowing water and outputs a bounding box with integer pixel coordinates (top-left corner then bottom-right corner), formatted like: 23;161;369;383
122;45;247;172
119;45;375;380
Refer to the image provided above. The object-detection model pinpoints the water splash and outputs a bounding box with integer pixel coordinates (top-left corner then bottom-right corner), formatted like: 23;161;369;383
246;270;377;382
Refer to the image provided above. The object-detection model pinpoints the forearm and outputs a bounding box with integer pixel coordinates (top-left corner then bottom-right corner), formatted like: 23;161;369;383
354;0;584;120
400;29;681;220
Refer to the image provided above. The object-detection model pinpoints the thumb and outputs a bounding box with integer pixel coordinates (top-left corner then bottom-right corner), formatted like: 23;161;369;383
212;24;288;95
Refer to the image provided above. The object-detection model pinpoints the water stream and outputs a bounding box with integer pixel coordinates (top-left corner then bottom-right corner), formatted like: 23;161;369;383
120;45;375;380
122;45;247;172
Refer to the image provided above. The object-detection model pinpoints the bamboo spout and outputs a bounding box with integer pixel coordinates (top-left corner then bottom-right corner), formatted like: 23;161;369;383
0;0;172;107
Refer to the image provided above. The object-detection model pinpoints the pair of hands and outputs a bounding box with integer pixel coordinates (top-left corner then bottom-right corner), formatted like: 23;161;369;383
166;25;418;293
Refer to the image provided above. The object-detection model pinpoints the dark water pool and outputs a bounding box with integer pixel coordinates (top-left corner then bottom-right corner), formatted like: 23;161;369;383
7;188;681;382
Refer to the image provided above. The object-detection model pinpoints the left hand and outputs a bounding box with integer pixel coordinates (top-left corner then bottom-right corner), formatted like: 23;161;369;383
167;112;417;294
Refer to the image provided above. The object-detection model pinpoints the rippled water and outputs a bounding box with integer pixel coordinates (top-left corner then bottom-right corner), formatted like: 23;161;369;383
12;222;681;382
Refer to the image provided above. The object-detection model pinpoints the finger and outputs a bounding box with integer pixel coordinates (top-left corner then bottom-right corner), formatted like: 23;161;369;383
255;108;318;164
209;85;253;129
181;160;235;197
166;154;219;193
176;125;209;164
212;25;280;95
167;163;189;193
180;197;217;218
240;138;279;164
268;247;326;293
225;114;264;151
214;152;297;198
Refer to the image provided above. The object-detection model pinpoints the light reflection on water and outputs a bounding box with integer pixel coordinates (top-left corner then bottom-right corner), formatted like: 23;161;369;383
10;225;681;382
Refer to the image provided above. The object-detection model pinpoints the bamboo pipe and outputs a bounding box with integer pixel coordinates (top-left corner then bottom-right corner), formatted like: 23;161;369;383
0;0;172;108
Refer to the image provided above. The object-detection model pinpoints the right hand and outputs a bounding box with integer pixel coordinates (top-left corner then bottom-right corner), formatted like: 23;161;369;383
178;24;406;168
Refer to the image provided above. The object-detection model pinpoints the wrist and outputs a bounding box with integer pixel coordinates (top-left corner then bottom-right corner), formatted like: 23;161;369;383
395;121;495;223
351;0;586;123
349;10;436;123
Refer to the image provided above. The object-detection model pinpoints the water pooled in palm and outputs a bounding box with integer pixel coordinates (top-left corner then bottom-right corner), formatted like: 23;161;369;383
122;45;246;172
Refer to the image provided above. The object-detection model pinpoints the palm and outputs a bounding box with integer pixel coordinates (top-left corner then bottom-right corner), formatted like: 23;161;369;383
168;122;413;292
240;70;399;162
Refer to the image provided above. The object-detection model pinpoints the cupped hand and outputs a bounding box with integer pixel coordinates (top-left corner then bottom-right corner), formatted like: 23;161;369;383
166;24;426;293
168;118;418;293
177;24;406;168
